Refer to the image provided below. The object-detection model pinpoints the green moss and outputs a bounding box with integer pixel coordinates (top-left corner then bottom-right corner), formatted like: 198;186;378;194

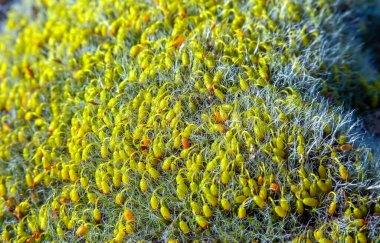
0;0;379;242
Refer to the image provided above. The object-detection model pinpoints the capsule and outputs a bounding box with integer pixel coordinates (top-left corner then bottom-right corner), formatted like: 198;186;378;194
160;205;171;221
353;207;363;219
182;51;190;67
345;235;355;243
356;232;367;243
339;165;349;181
303;198;319;207
253;195;266;208
280;197;289;211
318;165;327;179
205;193;218;207
93;208;101;222
203;203;213;218
195;215;208;229
317;180;330;193
274;205;287;218
296;199;304;215
101;180;111;194
148;166;160;180
221;198;231;211
140;177;148;193
0;183;7;197
259;186;267;200
238;205;246;219
179;220;190;234
221;171;231;185
150;194;159;210
353;219;367;227
212;123;227;133
70;188;79;202
328;201;337;215
76;225;87;237
124;209;134;222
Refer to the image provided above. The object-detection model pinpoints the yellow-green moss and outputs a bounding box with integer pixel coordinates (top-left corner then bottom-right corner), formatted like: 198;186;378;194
0;0;379;242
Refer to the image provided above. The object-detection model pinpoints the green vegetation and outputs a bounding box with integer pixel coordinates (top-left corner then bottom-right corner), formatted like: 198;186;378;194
0;0;379;242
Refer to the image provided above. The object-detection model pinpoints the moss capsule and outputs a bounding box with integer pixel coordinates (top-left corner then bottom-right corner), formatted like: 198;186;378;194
0;183;7;197
151;194;159;210
147;166;160;180
70;187;79;202
221;198;231;211
93;208;101;223
160;205;171;221
318;165;327;179
72;222;85;237
303;198;319;207
124;209;134;222
328;200;337;215
115;192;125;205
140;177;148;193
238;205;246;219
296;199;304;215
179;220;190;234
317;180;330;193
195;215;208;229
356;232;367;243
274;205;287;218
203;203;213;218
339;165;349;181
101;180;111;194
254;195;266;208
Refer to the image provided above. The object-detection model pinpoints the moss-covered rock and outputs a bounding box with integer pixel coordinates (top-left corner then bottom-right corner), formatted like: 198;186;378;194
0;0;379;242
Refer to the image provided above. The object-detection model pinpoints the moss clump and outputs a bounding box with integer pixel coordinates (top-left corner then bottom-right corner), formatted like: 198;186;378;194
0;0;379;242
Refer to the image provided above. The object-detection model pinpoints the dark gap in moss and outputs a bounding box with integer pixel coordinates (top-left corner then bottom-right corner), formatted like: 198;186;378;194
358;3;380;138
0;0;14;23
333;2;380;138
363;108;380;138
361;11;380;71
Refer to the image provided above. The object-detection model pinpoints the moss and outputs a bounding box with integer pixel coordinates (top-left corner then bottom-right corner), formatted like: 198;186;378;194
0;0;379;242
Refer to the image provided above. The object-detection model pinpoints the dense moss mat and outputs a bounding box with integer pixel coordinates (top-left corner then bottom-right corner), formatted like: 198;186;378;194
0;0;379;242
